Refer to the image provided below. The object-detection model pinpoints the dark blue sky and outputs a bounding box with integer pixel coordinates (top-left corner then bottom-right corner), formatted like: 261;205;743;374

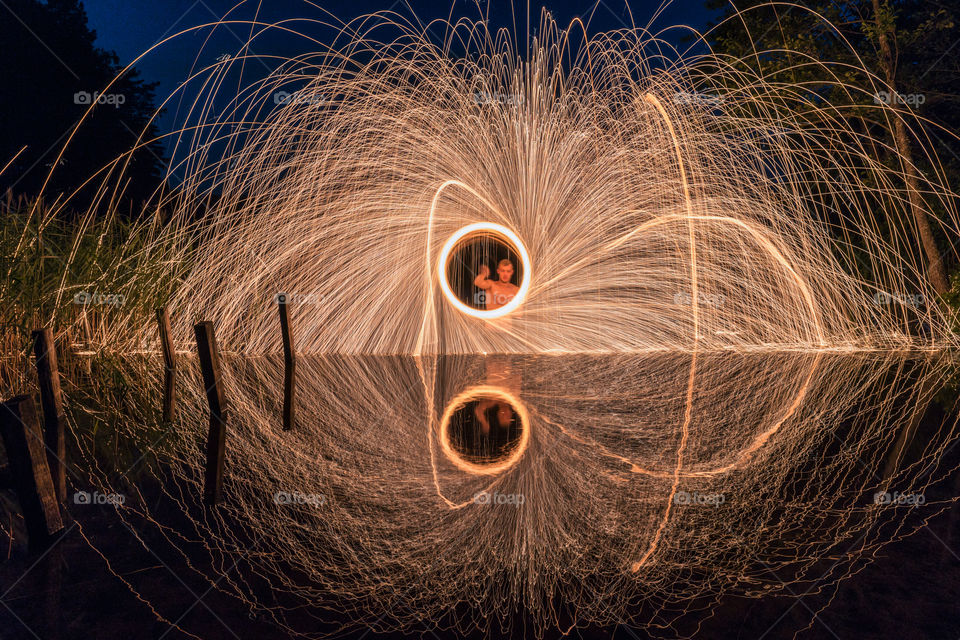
80;0;720;138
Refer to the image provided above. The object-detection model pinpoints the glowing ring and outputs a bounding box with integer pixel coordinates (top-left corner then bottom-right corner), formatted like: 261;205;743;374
438;385;530;476
437;222;531;319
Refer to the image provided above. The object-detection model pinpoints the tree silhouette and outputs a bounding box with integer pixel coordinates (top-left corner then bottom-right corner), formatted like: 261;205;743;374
704;0;960;290
0;0;168;215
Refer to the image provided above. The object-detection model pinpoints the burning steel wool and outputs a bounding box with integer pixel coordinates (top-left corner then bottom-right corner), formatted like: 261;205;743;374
14;5;958;356
3;2;960;639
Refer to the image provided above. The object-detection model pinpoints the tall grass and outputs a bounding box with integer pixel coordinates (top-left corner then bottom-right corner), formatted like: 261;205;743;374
0;192;191;395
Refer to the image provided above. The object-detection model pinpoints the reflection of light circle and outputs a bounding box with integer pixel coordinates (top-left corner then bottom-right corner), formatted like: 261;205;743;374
438;385;530;475
437;222;531;319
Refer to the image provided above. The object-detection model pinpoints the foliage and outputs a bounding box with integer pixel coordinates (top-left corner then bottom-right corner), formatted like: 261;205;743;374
0;194;188;370
0;0;168;212
704;0;960;304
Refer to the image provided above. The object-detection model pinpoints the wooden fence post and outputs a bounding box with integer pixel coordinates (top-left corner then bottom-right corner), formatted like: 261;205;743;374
0;395;64;550
32;328;66;503
156;307;176;423
277;295;296;431
193;321;226;505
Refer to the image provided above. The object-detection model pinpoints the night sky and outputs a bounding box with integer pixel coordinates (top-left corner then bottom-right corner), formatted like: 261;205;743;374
81;0;721;137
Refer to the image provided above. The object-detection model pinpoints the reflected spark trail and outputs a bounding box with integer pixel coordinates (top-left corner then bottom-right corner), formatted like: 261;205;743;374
56;351;960;639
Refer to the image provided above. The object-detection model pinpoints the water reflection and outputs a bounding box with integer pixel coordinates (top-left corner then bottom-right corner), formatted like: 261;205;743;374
64;351;960;637
440;386;526;474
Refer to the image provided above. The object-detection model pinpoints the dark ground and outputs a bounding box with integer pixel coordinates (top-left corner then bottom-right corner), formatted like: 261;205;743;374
0;459;957;640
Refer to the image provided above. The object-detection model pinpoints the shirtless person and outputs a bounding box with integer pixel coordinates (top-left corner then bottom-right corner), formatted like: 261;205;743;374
473;259;519;310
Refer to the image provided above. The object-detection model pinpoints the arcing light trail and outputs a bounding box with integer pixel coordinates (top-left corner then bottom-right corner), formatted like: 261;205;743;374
4;2;960;638
15;4;959;356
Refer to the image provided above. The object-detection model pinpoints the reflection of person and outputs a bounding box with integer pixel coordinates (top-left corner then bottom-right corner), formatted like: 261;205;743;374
474;399;515;435
474;259;519;310
473;355;521;435
485;356;519;391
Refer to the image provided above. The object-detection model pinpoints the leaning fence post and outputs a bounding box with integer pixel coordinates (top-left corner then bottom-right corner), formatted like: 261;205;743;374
0;395;64;551
193;321;226;506
32;328;66;503
156;306;176;423
277;294;296;431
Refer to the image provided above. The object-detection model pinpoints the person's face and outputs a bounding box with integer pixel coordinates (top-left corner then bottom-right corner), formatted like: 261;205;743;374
496;405;514;427
497;264;514;283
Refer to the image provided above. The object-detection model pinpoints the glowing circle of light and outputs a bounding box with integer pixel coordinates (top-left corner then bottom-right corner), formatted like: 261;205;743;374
437;222;532;319
438;385;531;476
